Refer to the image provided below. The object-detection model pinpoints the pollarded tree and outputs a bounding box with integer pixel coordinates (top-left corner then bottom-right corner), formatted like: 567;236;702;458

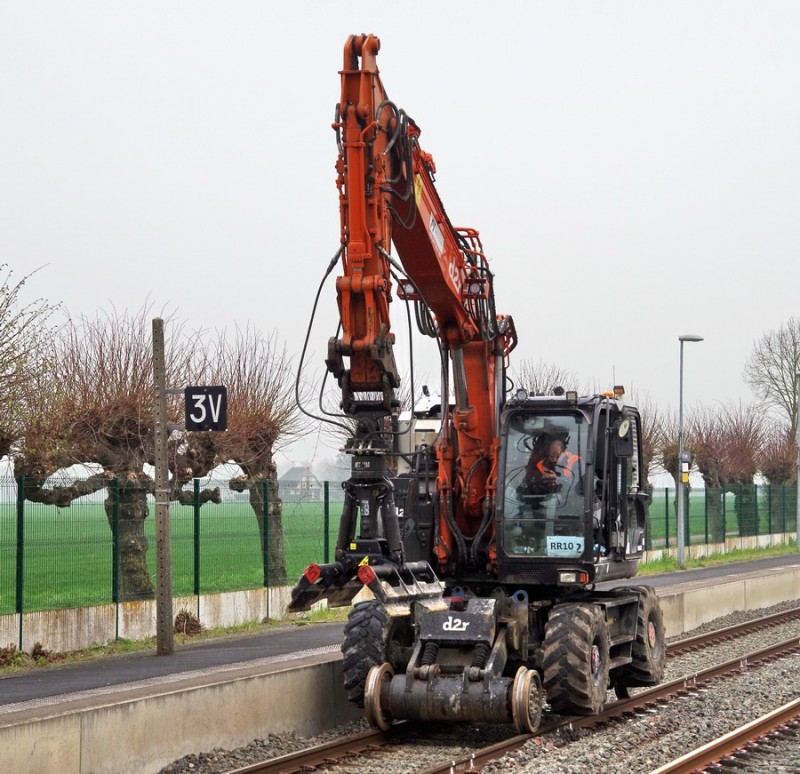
14;306;220;600
627;391;665;487
210;326;309;585
759;426;796;485
649;408;681;492
757;425;797;533
0;265;59;458
715;402;765;536
687;403;766;540
686;406;726;542
743;317;800;434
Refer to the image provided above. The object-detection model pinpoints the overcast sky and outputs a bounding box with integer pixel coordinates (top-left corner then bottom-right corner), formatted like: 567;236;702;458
2;2;798;472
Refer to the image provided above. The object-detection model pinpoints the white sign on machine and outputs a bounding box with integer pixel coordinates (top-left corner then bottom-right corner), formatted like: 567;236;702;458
546;535;584;558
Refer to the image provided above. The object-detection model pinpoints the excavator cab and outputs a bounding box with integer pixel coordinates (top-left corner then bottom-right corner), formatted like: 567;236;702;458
497;391;648;589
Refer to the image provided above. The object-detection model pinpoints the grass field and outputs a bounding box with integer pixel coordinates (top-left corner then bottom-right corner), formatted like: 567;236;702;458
646;487;797;547
1;484;796;615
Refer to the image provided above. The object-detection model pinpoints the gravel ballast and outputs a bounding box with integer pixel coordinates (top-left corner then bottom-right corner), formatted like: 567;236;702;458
159;599;800;774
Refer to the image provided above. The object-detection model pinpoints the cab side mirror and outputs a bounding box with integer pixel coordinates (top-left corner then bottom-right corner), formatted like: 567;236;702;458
613;418;634;458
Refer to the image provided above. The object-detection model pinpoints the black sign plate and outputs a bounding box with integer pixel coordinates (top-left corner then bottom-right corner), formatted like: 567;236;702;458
184;386;228;431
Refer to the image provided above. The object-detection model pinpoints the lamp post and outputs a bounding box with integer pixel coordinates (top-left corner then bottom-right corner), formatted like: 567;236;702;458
795;372;799;551
677;334;704;565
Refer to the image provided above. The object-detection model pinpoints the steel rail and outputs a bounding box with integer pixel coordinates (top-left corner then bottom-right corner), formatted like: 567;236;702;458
667;604;800;657
649;697;800;774
226;725;396;774
416;635;800;774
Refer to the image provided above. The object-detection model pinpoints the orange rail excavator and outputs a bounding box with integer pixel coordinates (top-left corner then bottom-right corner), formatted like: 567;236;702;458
290;34;665;733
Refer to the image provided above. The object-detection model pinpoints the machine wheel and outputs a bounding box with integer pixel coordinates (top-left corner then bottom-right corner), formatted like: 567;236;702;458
341;600;412;706
616;585;666;689
542;603;610;716
511;667;543;734
364;663;394;731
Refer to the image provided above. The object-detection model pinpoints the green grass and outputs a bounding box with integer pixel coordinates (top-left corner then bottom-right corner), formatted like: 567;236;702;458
638;540;798;575
646;487;797;546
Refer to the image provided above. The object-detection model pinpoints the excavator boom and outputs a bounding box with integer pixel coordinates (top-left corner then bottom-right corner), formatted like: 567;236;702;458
328;34;516;568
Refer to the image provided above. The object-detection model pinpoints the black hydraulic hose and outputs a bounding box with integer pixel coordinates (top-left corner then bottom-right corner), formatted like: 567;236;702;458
294;246;352;436
465;457;493;565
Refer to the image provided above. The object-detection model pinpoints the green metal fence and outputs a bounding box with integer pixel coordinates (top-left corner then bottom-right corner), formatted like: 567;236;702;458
0;477;344;616
645;485;797;551
1;479;797;616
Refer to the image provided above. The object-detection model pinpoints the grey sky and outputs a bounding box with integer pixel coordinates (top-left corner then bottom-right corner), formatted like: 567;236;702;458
2;2;798;472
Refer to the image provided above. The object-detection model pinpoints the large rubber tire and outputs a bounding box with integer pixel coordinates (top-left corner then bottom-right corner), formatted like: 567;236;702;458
619;585;666;688
542;602;610;716
341;600;411;707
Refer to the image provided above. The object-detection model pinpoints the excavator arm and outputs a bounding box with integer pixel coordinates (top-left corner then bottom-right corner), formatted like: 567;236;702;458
291;34;516;613
333;32;516;556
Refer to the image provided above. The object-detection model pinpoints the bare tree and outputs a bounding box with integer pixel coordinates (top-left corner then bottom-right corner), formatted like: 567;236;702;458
511;358;578;397
758;425;796;485
717;403;765;536
0;265;59;458
627;391;665;486
686;406;726;541
212;326;308;585
743;316;800;434
687;403;765;540
14;306;219;600
646;403;679;483
757;423;796;532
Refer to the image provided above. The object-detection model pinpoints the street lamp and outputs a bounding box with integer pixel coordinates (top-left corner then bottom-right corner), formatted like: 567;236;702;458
677;334;704;565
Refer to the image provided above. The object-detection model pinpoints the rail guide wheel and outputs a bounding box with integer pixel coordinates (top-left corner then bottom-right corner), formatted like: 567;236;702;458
364;662;394;731
511;667;543;733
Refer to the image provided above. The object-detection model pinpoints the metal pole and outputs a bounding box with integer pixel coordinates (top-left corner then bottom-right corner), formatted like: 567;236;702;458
324;481;330;563
112;477;120;641
677;340;686;564
152;318;174;655
193;478;201;620
262;479;271;621
795;372;799;549
676;334;703;564
15;474;24;651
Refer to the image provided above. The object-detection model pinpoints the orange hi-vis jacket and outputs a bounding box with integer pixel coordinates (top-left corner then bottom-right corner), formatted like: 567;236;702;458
535;452;580;482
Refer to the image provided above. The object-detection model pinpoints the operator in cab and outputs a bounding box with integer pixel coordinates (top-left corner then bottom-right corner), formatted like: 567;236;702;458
525;438;580;494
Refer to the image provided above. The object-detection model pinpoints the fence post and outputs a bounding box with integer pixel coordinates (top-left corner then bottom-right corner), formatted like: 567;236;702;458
782;484;787;534
262;480;270;587
112;478;120;640
193;479;201;618
704;487;709;544
15;474;24;651
739;482;744;548
324;481;330;563
664;488;670;550
685;486;691;548
767;485;772;541
722;490;727;551
754;481;760;538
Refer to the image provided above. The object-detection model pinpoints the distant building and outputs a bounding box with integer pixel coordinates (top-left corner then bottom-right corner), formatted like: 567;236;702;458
278;466;323;502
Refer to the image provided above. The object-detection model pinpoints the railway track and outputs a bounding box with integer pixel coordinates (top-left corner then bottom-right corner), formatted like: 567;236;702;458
221;605;800;774
651;697;800;773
